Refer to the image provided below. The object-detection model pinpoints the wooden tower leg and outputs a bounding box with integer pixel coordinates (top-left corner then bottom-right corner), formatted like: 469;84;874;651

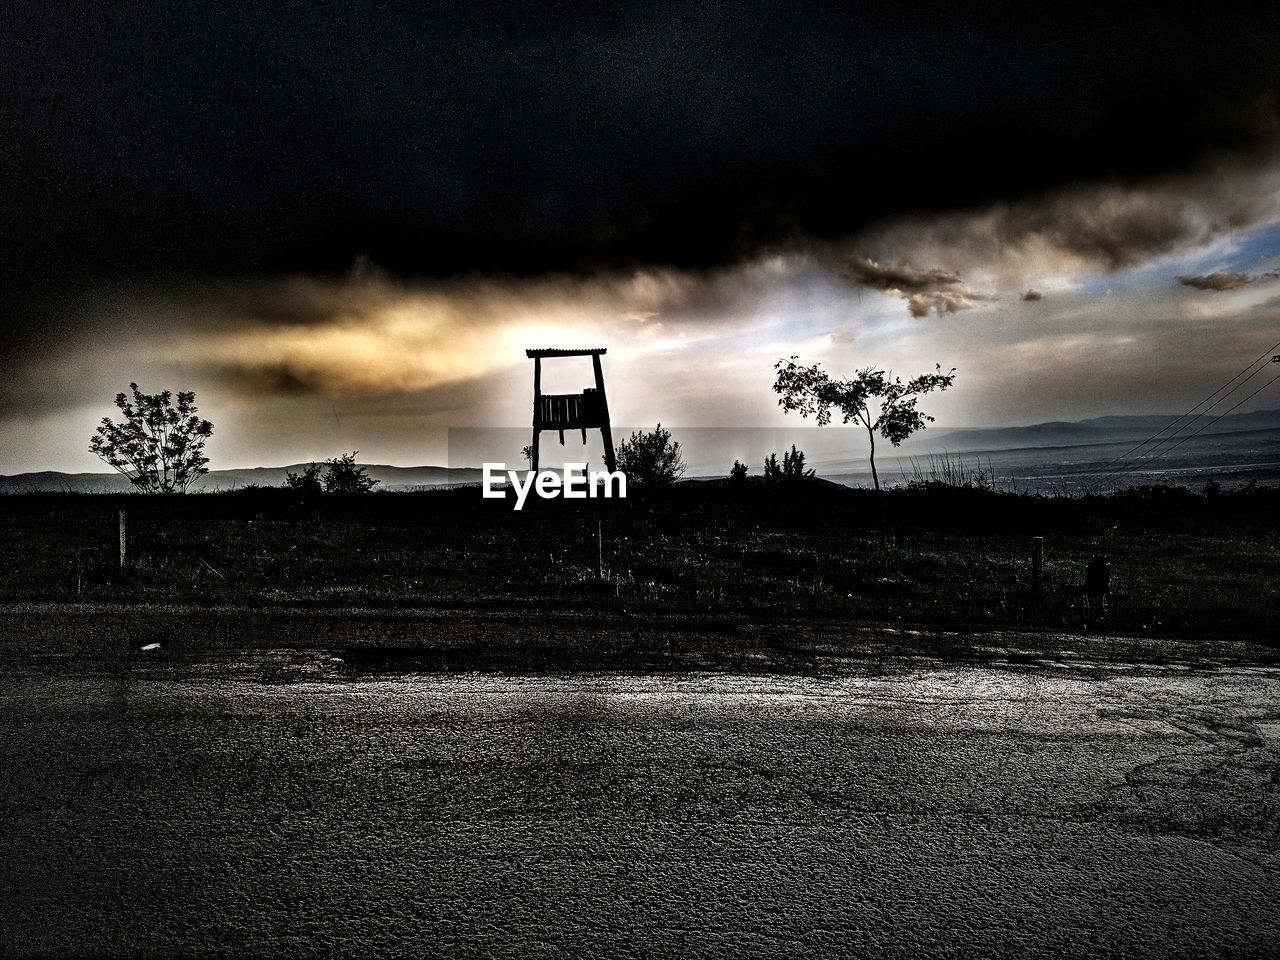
592;353;616;473
600;423;616;473
531;357;542;473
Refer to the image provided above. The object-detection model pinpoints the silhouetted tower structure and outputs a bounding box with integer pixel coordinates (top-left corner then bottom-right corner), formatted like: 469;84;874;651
526;348;616;474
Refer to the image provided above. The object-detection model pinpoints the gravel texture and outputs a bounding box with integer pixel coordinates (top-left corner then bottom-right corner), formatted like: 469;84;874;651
2;610;1278;957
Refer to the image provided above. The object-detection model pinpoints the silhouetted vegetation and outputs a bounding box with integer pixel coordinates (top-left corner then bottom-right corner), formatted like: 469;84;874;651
284;463;324;495
285;452;379;495
774;358;956;490
89;383;214;493
762;453;780;483
763;445;815;486
320;452;379;494
615;424;685;489
903;452;1004;492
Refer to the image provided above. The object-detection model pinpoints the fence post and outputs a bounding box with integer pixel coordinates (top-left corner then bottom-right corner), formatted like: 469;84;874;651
595;520;604;580
118;508;128;573
1031;536;1043;597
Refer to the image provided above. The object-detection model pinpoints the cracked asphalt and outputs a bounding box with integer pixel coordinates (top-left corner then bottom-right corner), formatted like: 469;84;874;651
2;619;1279;957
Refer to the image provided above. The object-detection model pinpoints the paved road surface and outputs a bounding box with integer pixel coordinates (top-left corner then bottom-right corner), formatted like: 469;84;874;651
2;631;1279;956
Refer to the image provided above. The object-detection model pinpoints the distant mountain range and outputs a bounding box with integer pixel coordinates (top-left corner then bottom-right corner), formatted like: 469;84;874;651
3;408;1278;492
910;408;1280;454
0;464;484;493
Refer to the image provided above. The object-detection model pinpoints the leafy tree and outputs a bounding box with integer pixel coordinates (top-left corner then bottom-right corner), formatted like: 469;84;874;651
284;462;324;495
284;453;378;494
774;358;956;491
521;444;536;468
89;383;214;493
322;452;379;493
615;423;685;489
729;459;749;485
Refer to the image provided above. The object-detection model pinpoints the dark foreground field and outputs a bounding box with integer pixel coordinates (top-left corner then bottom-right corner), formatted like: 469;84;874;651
2;487;1278;956
1;607;1279;958
1;483;1277;647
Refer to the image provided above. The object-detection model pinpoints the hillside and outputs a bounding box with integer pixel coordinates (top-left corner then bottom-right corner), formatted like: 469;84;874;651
914;408;1280;453
0;464;483;493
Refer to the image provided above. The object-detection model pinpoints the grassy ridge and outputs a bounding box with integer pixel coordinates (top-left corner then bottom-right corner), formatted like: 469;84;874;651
0;483;1276;643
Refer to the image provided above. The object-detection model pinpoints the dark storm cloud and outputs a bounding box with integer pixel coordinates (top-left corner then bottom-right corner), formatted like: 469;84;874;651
843;258;990;318
1177;271;1257;291
987;186;1257;271
843;260;964;297
848;159;1280;308
1177;269;1280;291
6;0;1280;350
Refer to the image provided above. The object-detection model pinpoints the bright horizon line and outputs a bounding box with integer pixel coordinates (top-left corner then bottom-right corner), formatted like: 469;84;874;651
9;404;1279;477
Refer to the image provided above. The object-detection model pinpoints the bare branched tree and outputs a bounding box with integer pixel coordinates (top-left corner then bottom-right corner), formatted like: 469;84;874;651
89;383;214;493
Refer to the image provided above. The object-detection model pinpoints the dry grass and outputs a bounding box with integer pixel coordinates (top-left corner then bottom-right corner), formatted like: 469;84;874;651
0;482;1276;644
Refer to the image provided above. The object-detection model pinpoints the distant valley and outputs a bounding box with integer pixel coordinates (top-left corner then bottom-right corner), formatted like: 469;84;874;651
909;408;1280;454
4;409;1279;493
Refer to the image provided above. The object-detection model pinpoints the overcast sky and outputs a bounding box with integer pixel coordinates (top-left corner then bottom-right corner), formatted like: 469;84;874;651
4;2;1280;472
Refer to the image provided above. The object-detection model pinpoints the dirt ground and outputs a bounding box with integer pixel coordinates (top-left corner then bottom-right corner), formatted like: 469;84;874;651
2;605;1278;957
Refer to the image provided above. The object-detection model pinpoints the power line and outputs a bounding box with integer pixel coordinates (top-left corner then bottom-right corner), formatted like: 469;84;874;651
1113;356;1277;473
1127;367;1280;468
1094;339;1280;475
1095;337;1280;474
